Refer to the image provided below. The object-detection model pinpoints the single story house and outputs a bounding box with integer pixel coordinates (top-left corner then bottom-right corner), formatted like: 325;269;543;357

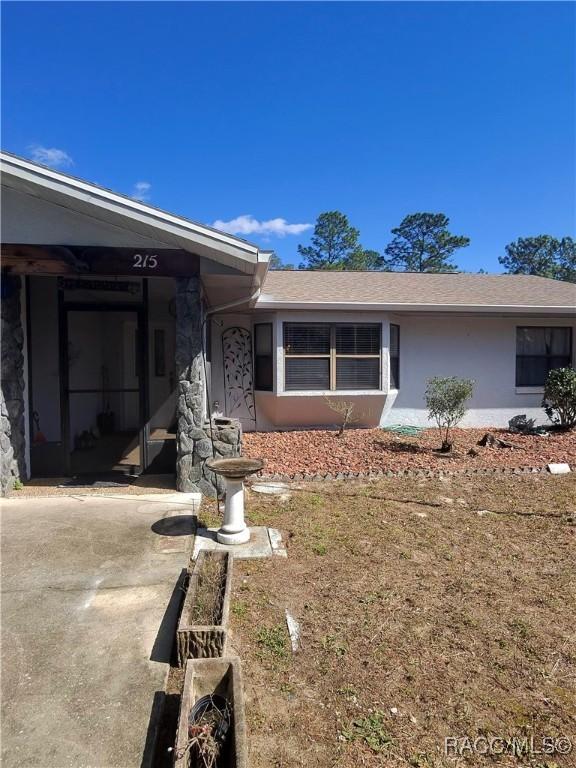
1;151;575;495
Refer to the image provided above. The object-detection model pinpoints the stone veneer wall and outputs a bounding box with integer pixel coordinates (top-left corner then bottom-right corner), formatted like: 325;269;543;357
1;276;26;495
195;418;242;498
175;276;241;496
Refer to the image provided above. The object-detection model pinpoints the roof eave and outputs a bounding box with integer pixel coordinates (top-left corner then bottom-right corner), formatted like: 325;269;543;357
0;152;263;274
254;299;576;315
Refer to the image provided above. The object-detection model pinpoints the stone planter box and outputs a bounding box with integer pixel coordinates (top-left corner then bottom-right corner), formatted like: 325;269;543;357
177;551;233;665
174;657;247;768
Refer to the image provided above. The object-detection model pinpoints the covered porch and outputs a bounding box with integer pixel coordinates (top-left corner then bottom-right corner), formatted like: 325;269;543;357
0;151;269;495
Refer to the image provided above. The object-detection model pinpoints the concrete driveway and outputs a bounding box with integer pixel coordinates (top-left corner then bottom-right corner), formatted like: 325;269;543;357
1;492;198;768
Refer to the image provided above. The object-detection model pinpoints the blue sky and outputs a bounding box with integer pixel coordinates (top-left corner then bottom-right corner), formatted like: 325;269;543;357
2;1;574;271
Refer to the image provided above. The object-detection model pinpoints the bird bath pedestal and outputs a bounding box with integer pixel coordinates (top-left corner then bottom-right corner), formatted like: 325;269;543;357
206;457;264;545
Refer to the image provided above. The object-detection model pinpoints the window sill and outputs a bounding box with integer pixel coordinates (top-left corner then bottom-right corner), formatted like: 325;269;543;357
277;390;386;397
515;386;545;395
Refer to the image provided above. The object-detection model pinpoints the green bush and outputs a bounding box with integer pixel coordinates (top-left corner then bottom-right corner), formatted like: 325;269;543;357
425;376;474;452
542;367;576;429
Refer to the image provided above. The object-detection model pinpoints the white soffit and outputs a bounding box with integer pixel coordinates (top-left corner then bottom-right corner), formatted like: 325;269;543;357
0;151;267;275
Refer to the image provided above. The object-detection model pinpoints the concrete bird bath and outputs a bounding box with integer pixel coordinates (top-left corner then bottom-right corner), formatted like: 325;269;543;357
206;457;264;545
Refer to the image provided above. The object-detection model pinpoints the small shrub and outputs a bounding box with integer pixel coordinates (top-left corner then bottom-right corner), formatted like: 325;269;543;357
12;479;23;491
424;376;474;452
324;397;359;436
542;367;576;429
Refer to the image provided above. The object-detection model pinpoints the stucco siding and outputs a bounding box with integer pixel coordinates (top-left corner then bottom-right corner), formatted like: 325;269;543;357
211;311;575;431
385;314;575;428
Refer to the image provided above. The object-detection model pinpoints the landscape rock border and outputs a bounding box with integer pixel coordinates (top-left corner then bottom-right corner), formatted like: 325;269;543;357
250;463;573;484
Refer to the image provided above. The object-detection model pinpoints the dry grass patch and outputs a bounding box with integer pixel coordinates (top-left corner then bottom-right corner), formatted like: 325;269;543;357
230;474;576;767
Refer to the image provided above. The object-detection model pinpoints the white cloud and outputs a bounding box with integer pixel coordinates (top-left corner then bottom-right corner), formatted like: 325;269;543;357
28;145;73;169
131;181;152;202
212;214;312;238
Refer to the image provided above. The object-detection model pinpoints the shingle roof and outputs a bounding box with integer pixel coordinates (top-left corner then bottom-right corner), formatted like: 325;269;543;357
258;271;576;313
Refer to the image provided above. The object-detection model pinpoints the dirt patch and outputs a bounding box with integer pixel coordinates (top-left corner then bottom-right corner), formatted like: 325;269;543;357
9;473;177;498
230;473;576;767
244;427;576;477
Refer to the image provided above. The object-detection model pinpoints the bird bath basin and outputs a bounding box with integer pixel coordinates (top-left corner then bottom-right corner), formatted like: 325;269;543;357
206;458;264;480
206;457;264;545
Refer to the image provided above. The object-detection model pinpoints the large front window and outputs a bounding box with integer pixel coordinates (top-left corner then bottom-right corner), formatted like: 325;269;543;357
283;323;381;390
516;327;572;387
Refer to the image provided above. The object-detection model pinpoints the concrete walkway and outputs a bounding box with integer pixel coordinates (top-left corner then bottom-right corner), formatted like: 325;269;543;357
1;492;199;768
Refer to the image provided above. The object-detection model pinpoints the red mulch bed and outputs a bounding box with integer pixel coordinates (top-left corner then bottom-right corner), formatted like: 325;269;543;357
243;427;576;476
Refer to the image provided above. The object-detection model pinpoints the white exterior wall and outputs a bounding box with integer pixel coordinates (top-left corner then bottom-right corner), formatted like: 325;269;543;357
210;311;576;431
210;313;255;429
386;314;576;427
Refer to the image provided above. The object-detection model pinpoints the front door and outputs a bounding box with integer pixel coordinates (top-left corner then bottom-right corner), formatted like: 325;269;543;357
65;307;144;475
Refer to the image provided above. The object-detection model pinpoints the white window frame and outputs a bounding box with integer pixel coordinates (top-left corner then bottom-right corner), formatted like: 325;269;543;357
282;321;383;393
389;323;400;391
515;325;573;393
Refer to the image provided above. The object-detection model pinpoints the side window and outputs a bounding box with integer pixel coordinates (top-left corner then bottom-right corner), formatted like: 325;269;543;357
516;327;572;386
390;324;400;389
254;323;273;391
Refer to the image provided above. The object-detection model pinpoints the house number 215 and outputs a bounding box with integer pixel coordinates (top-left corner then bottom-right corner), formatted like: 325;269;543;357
132;253;158;269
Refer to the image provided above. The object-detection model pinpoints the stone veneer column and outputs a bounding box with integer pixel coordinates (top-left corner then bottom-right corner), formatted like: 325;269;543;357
175;276;205;492
197;418;242;498
1;276;26;495
174;276;243;496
